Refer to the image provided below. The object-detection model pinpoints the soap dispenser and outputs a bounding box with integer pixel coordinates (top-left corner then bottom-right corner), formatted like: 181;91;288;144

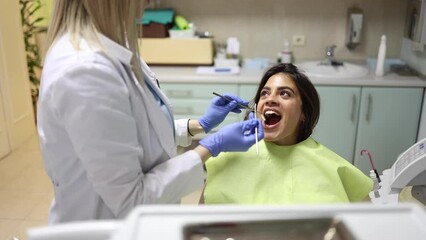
346;8;364;50
280;40;292;64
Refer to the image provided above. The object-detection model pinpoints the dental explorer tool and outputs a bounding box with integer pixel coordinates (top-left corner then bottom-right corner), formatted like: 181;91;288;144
212;92;265;121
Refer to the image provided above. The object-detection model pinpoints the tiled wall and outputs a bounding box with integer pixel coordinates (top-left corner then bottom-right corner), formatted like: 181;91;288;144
162;0;408;62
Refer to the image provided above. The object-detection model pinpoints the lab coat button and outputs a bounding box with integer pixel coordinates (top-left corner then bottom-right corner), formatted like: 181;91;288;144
52;180;59;187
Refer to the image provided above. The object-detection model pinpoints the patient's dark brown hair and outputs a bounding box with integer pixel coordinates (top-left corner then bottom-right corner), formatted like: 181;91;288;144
249;63;320;143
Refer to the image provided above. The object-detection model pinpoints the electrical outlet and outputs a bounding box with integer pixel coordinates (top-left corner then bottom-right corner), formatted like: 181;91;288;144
292;35;306;46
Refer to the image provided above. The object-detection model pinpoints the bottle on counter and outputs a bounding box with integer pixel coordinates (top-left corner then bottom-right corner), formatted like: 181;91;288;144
375;35;387;76
280;40;292;64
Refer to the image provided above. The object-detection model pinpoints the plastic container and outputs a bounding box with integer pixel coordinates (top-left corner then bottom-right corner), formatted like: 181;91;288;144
168;28;195;38
375;35;387;76
280;40;292;64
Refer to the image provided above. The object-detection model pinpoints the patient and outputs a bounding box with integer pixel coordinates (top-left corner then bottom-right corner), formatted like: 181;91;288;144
202;63;373;204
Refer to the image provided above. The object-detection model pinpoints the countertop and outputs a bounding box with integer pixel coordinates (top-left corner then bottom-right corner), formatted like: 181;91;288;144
151;66;426;87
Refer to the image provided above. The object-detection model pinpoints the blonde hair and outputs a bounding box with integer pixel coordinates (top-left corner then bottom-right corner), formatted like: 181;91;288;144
45;0;144;80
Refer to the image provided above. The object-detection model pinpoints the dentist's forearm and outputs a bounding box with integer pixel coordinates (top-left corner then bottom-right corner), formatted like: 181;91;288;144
188;119;205;136
193;145;212;163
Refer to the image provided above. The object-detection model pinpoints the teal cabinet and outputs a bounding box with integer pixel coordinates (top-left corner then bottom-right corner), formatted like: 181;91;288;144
239;84;259;120
160;83;240;132
353;87;424;175
239;84;258;101
313;87;361;162
315;86;423;175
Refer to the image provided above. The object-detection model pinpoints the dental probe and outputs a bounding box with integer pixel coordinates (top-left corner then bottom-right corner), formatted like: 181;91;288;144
212;92;266;121
212;92;252;110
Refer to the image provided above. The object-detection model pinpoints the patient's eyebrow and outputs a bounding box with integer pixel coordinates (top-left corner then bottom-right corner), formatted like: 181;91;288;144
262;86;296;94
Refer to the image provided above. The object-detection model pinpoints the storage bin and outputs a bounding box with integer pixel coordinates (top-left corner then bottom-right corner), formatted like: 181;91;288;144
137;9;174;38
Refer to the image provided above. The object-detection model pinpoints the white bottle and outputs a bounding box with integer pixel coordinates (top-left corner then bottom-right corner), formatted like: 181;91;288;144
280;40;292;64
375;35;386;76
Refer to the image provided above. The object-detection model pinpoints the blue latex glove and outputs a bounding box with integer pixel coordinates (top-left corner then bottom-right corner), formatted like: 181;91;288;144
198;93;249;133
199;118;264;157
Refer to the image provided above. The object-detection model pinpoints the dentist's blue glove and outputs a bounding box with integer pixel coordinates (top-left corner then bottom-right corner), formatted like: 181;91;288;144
199;118;264;157
198;93;249;133
248;111;256;120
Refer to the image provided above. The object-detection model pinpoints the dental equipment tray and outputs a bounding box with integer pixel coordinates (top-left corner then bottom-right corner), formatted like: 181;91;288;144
184;218;353;240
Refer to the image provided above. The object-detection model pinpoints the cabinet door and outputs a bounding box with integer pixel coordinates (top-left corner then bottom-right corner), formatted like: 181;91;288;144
313;86;361;162
160;83;240;132
0;94;11;159
0;2;36;152
238;84;258;120
239;84;258;102
354;87;424;175
0;33;10;158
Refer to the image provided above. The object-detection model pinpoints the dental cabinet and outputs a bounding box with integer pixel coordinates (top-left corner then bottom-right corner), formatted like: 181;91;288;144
240;84;423;175
160;83;239;133
153;66;426;176
315;86;423;175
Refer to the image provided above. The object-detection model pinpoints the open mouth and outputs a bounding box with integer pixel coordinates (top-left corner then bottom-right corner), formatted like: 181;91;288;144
263;110;282;126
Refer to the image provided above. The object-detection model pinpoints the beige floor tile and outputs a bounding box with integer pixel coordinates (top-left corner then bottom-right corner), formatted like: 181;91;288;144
0;155;33;183
0;167;51;193
6;220;47;240
0;190;46;220
0;219;20;240
26;191;52;221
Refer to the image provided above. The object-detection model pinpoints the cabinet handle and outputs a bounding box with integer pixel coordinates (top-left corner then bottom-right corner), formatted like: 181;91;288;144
173;106;193;114
366;94;372;122
351;94;357;122
167;90;192;98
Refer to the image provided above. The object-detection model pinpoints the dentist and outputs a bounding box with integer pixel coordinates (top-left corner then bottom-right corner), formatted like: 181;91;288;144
37;0;263;224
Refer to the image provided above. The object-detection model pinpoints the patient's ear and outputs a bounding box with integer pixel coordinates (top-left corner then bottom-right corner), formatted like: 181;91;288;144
300;113;305;125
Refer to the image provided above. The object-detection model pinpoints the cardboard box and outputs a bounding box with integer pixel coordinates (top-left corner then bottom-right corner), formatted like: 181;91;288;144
139;38;214;65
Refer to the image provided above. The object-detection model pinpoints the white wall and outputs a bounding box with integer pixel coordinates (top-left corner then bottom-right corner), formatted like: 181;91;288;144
162;0;408;62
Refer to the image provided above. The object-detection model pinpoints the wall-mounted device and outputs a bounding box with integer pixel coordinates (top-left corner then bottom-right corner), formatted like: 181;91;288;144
346;8;364;50
404;0;426;51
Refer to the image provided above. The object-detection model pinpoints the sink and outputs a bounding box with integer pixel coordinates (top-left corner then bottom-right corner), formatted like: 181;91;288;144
296;61;369;79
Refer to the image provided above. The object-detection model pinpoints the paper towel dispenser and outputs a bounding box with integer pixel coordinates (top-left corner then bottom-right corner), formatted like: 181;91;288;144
404;0;426;51
346;8;363;50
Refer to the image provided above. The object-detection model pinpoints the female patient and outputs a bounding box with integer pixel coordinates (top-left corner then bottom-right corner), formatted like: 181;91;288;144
203;63;373;204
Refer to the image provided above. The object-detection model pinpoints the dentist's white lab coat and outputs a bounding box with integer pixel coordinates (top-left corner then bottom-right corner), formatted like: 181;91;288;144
37;34;206;224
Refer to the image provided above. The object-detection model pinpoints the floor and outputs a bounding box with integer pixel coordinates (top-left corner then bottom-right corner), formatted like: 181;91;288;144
0;134;202;240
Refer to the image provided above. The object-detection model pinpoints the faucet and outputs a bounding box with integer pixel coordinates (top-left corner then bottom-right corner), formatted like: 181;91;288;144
325;45;336;64
321;45;343;66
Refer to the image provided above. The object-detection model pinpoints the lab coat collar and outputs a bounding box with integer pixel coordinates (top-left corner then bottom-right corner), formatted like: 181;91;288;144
98;34;133;66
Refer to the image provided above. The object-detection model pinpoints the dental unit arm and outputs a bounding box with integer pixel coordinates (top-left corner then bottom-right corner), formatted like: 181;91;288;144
369;138;426;205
